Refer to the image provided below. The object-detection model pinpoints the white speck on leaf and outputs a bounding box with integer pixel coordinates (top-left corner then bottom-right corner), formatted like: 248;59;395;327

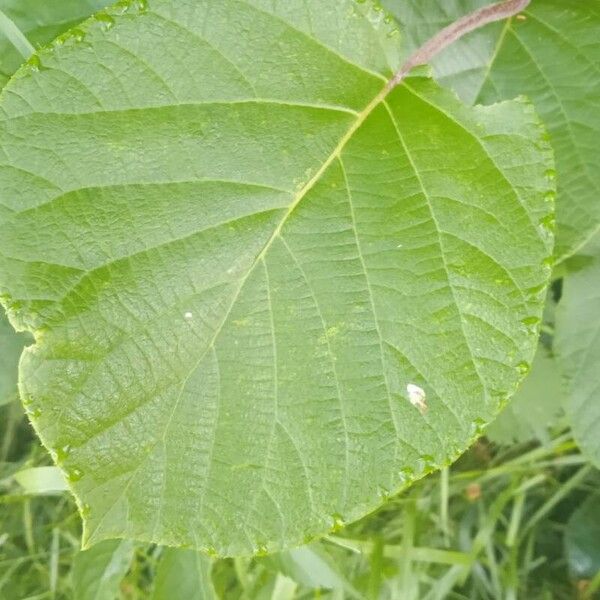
184;312;193;320
407;383;427;415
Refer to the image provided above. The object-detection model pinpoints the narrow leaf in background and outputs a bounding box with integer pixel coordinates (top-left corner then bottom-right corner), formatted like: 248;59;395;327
14;466;68;495
263;546;354;593
0;0;109;88
0;8;34;61
385;0;600;261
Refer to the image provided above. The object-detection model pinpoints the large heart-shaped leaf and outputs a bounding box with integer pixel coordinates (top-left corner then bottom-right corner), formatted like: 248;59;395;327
0;0;553;555
385;0;600;261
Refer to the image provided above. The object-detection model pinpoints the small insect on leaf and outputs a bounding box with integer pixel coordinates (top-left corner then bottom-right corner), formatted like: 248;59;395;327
407;383;428;415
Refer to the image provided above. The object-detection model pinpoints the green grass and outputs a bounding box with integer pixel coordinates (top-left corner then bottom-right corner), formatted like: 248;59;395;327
2;396;598;599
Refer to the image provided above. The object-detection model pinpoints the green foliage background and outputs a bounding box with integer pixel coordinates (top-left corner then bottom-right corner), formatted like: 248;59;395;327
0;0;599;598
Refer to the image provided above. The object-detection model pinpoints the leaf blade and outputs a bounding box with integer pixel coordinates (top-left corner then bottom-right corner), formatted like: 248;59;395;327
151;548;216;600
555;234;600;467
0;0;553;555
72;539;135;600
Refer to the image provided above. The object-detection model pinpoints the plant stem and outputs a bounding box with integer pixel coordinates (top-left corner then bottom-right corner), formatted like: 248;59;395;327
391;0;530;87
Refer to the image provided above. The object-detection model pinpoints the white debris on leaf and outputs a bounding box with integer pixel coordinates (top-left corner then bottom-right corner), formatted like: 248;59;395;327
407;383;427;415
184;311;193;320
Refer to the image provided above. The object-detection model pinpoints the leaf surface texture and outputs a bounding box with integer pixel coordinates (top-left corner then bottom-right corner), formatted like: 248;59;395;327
0;0;553;554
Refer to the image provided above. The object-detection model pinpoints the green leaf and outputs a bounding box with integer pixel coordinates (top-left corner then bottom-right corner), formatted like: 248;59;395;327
151;548;216;600
0;0;110;89
270;575;298;600
555;233;600;467
0;0;553;555
14;465;68;494
72;539;135;600
485;345;564;445
565;493;600;580
264;546;350;591
0;311;29;406
0;0;111;409
385;0;600;261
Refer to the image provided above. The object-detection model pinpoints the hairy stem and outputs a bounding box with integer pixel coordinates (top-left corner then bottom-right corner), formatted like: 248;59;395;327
390;0;530;88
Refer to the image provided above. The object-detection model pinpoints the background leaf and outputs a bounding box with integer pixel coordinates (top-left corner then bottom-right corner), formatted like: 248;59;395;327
14;466;68;495
151;548;216;600
0;312;29;406
384;0;600;261
269;574;298;600
262;545;356;594
486;344;564;445
72;539;135;600
0;0;553;555
565;493;600;580
555;233;600;467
